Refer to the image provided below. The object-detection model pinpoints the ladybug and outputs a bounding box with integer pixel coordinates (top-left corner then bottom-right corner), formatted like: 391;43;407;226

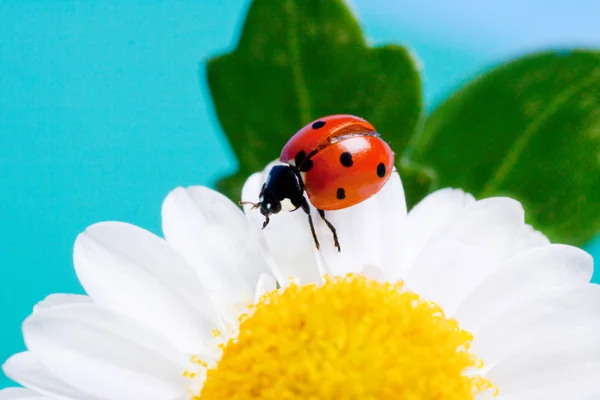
242;114;394;252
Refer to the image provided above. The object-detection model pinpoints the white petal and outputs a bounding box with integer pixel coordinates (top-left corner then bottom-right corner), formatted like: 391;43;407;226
516;224;550;251
441;197;524;259
314;171;406;278
405;236;499;315
405;197;525;313
456;244;593;332
0;388;52;400
241;170;321;285
34;294;90;311
3;352;100;400
254;273;277;302
492;386;600;400
394;188;475;279
360;264;386;281
73;222;221;354
473;285;600;363
485;319;600;374
162;186;271;322
23;304;187;400
484;315;600;394
375;172;407;278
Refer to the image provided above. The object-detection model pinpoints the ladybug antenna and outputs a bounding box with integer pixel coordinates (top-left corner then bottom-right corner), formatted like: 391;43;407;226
239;200;260;210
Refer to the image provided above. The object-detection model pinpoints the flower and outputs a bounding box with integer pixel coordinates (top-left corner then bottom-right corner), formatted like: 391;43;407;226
1;165;598;399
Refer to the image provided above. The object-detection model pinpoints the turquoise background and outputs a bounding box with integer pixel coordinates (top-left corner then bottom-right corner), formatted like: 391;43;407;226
1;0;599;389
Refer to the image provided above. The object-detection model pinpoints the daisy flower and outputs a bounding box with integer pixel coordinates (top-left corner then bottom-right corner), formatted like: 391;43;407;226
1;165;597;400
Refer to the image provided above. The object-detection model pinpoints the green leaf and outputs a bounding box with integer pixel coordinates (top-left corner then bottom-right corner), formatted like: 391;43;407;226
397;160;435;210
410;50;600;245
207;0;423;200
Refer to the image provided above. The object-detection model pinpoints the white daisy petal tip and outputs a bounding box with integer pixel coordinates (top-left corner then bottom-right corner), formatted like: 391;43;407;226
395;186;477;278
2;352;97;400
21;303;188;400
517;223;551;251
73;219;224;354
1;353;20;380
33;294;90;312
161;182;272;324
163;185;186;203
164;185;243;219
409;187;476;217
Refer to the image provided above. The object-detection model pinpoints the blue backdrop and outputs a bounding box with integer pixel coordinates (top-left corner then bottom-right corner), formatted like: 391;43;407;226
1;0;599;389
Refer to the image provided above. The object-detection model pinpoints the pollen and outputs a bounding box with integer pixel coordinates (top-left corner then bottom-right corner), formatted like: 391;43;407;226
199;274;495;399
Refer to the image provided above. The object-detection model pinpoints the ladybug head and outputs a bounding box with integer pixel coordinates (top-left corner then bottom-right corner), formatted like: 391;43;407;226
242;164;305;230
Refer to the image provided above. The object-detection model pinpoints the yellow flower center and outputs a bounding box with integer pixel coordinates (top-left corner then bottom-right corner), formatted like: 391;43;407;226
198;274;495;399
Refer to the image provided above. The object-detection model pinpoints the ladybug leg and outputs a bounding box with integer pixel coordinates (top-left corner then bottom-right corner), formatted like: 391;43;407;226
301;197;320;250
262;214;270;230
318;209;341;253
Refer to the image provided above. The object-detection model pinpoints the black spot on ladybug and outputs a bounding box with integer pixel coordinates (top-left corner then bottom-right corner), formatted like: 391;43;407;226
340;152;353;167
377;162;386;178
336;188;346;200
300;159;313;172
312;120;326;129
295;150;306;166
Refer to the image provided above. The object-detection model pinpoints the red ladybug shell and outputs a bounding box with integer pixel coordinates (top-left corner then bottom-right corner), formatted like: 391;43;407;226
280;115;394;211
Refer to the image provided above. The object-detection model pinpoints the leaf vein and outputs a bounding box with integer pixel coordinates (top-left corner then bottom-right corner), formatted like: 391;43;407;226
480;67;600;196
